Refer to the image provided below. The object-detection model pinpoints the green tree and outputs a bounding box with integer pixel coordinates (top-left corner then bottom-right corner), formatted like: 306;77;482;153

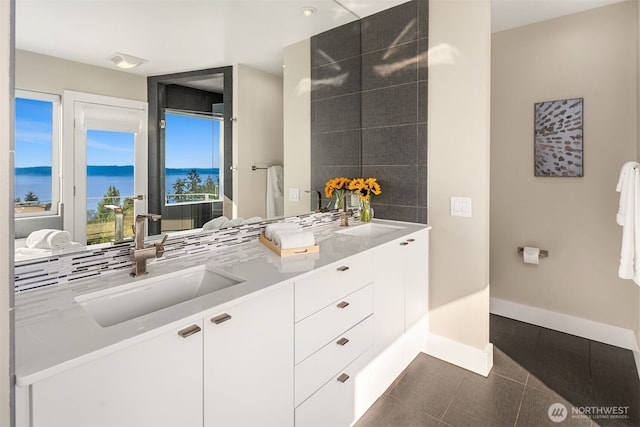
14;197;22;204
202;175;218;199
24;191;39;203
172;178;187;203
186;169;202;196
94;185;121;222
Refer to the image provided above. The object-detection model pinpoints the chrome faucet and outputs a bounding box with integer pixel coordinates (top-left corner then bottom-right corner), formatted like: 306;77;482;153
130;213;167;277
105;205;125;244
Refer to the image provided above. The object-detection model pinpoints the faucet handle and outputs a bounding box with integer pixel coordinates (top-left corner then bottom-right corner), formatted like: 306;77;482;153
154;234;169;257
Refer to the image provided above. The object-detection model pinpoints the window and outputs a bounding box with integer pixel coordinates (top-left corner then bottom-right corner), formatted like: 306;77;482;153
164;110;223;206
14;90;60;217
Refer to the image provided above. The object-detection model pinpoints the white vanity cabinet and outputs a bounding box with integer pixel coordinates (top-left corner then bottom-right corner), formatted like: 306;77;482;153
27;282;294;427
293;252;374;427
203;284;294;427
30;320;205;427
371;228;429;354
402;229;429;329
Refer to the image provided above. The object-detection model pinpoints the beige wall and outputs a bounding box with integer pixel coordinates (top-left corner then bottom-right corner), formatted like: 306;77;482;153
283;40;311;217
0;0;13;424
491;1;639;330
233;64;284;219
16;49;146;101
428;0;491;350
637;0;640;354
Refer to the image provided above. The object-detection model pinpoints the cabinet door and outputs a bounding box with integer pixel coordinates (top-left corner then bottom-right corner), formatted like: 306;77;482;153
204;283;294;427
403;229;429;329
372;239;406;355
31;320;204;427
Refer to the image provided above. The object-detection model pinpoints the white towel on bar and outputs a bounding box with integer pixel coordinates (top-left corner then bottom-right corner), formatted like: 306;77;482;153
616;161;640;285
266;165;284;219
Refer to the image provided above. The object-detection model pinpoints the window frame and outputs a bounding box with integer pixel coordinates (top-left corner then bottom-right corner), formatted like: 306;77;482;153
14;89;61;218
163;109;224;207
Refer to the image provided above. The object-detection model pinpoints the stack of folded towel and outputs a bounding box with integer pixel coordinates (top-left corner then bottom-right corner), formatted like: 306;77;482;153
264;223;315;249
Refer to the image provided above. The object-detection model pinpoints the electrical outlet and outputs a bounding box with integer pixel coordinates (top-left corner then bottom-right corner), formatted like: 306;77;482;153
288;188;300;202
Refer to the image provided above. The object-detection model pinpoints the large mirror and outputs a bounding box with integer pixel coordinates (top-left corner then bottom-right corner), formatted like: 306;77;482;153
13;0;367;260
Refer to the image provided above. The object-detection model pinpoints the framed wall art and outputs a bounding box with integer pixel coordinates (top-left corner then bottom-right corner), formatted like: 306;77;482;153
534;98;583;177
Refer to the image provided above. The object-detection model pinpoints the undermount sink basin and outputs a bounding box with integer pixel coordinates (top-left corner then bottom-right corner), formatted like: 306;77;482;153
336;222;405;238
75;265;244;327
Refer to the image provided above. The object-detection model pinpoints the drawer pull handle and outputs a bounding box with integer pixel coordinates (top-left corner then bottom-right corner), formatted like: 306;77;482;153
400;242;409;246
178;324;201;338
211;313;232;324
336;337;350;346
337;373;350;383
336;301;350;309
407;238;415;242
337;265;350;272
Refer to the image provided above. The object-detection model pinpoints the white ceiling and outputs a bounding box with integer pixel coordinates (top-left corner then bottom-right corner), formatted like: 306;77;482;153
15;0;628;79
491;0;626;33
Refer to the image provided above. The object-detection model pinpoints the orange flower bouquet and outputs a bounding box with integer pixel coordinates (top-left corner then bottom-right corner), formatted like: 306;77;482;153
324;177;352;210
348;178;382;222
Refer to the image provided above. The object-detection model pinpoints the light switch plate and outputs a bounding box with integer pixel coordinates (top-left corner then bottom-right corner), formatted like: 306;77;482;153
288;188;300;202
450;196;472;217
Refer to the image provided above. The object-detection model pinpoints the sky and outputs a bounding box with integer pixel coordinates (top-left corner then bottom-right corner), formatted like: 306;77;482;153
15;98;52;167
15;98;221;169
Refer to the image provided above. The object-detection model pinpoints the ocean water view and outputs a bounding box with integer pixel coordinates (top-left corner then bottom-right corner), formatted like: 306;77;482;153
15;166;219;213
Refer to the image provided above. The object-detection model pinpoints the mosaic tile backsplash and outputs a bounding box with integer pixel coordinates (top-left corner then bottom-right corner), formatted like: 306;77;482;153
14;211;342;293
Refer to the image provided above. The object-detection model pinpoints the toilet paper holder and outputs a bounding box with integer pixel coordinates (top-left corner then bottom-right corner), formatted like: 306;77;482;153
517;247;549;258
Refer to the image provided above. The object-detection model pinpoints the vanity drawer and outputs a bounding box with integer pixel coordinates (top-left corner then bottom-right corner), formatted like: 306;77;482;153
295;315;373;407
295;349;373;427
295;284;373;364
295;252;372;322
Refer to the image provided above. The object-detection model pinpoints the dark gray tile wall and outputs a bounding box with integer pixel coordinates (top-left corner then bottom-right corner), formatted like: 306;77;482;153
311;20;362;210
311;0;428;222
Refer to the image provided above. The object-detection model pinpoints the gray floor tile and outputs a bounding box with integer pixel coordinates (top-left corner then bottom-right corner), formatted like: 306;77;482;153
492;347;529;384
388;353;469;419
354;394;441;427
591;341;638;372
357;316;640;427
515;386;591;427
538;328;590;357
442;372;524;427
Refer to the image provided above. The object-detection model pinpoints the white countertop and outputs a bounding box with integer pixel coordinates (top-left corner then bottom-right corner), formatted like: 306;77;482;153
15;219;430;386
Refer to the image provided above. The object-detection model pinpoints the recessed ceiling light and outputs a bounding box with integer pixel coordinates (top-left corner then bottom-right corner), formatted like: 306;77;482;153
108;52;147;70
302;6;316;16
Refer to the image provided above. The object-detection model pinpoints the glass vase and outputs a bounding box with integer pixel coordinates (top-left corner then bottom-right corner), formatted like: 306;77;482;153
360;199;373;222
334;195;344;210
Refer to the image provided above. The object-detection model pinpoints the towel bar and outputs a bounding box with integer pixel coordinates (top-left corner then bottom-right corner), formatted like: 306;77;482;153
517;247;549;258
252;165;269;171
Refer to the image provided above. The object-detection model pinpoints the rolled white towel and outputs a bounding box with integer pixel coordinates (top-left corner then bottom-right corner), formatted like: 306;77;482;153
242;216;263;225
274;231;315;249
265;223;301;240
26;229;72;250
221;218;244;229
202;216;229;231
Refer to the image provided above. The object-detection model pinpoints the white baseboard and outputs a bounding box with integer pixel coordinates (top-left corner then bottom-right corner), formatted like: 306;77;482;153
490;298;638;351
423;333;494;377
491;297;640;380
490;297;639;352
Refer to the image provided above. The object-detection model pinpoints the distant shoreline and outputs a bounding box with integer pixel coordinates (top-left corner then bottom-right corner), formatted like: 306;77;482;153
15;166;220;176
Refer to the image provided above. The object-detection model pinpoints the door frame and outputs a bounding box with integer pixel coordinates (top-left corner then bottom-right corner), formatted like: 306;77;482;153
62;91;148;244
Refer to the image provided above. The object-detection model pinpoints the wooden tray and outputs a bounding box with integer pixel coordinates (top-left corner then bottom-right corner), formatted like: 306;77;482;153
259;234;319;257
